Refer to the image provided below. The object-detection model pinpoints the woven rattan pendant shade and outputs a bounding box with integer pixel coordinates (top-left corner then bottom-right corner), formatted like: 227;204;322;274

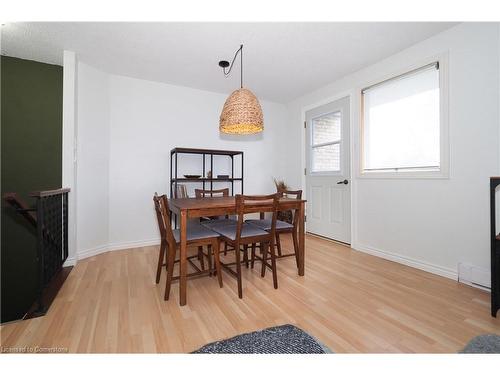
219;88;264;134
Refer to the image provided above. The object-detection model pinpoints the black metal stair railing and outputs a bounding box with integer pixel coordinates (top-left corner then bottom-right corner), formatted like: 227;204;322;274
31;188;70;314
3;188;71;317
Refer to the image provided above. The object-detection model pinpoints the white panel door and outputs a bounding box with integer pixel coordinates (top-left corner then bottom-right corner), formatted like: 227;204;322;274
305;96;351;243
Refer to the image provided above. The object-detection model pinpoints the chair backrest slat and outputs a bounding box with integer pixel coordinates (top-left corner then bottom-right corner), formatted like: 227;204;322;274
278;188;302;200
174;184;188;198
194;188;230;198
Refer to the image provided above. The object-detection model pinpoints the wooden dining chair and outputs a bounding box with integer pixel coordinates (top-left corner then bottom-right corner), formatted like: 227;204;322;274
246;189;302;269
196;188;237;256
153;193;223;300
194;187;234;223
209;193;280;298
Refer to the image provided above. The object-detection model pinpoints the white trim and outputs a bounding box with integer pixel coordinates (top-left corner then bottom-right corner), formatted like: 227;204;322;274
63;257;77;267
458;280;490;292
349;91;359;247
62;50;78;263
352;242;458;281
357;51;450;180
107;238;161;252
359;168;448;180
75;238;161;261
77;244;110;260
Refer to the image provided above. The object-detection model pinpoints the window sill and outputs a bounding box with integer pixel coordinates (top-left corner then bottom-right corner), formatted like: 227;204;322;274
358;169;449;180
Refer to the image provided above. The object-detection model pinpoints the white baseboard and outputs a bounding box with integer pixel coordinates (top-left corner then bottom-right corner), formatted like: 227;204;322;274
63;257;77;267
75;238;161;262
352;242;458;281
77;244;109;260
107;238;161;252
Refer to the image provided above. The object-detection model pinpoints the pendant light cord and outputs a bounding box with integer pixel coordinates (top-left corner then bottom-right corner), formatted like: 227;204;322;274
222;44;244;88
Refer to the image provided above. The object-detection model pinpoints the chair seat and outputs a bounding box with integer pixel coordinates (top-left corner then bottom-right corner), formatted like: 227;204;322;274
246;219;294;231
210;223;269;241
172;224;219;243
200;218;237;229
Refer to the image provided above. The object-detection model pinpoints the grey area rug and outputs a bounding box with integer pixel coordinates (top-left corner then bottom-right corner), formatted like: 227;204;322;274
192;324;331;354
461;334;500;353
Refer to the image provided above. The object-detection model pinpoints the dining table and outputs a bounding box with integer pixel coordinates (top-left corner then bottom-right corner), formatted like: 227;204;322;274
168;195;306;305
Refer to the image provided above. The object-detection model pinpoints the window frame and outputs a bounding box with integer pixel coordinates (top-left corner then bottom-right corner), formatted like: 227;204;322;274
309;109;344;176
359;53;449;179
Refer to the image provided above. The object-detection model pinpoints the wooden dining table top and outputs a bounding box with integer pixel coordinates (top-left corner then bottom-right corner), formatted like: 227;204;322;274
168;196;306;218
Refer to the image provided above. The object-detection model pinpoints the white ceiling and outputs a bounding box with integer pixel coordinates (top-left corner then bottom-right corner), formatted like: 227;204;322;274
1;22;457;102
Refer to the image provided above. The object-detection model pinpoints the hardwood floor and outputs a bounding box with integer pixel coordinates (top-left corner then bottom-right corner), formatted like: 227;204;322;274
1;234;499;353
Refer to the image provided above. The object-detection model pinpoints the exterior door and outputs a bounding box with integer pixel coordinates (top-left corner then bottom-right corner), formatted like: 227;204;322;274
305;96;351;243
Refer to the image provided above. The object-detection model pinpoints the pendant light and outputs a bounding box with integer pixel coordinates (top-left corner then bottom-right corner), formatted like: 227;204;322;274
218;44;263;134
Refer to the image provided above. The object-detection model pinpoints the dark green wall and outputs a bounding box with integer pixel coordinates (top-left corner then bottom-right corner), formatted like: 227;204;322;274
1;56;63;323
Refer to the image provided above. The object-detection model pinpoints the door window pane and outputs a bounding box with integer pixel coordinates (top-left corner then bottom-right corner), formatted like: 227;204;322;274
313;112;341;145
312;144;340;172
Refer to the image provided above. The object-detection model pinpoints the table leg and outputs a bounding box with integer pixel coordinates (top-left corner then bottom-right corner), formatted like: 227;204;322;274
298;201;305;276
179;210;188;305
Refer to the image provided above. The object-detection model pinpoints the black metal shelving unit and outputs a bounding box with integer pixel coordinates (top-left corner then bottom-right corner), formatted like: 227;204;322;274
489;177;500;317
170;147;244;198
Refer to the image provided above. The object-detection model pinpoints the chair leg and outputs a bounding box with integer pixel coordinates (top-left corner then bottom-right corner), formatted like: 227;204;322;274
292;230;300;269
251;243;256;269
213;240;223;288
164;243;176;300
261;242;269;277
269;239;279;289
234;243;243;298
224;242;228;256
207;244;213;276
243;244;249;268
156;240;166;284
276;232;282;256
198;246;205;270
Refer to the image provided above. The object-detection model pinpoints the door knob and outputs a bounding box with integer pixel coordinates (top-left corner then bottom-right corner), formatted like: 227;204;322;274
337;179;349;185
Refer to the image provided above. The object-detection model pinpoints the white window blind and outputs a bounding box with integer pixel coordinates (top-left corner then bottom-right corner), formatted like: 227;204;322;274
362;63;440;173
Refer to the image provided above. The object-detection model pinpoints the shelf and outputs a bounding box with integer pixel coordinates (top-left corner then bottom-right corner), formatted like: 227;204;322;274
170;147;244;197
170;147;243;156
172;178;243;183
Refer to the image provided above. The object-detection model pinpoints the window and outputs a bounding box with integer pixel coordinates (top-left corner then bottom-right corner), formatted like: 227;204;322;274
361;62;445;176
311;111;341;173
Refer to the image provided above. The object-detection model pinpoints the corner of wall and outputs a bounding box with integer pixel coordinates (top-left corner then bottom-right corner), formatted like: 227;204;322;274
62;50;78;263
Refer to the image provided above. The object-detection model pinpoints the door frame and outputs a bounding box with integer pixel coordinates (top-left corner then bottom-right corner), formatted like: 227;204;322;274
300;90;357;247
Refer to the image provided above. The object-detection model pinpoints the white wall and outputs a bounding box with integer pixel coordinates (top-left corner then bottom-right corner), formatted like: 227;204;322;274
107;75;288;248
74;68;288;256
286;23;500;282
76;62;110;256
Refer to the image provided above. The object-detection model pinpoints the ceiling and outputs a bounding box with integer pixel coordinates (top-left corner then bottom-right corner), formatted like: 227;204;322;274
1;22;457;102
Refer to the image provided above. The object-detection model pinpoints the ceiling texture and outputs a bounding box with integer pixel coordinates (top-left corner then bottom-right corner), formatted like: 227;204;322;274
1;22;457;102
